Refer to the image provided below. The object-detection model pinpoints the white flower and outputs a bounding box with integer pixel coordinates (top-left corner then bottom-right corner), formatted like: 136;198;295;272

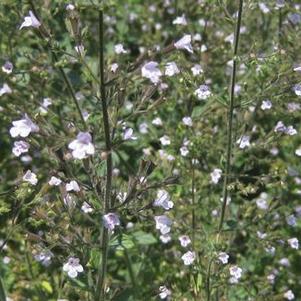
180;146;189;157
256;193;269;210
165;62;180;77
20;11;41;30
181;251;196;265
10;115;39;138
160;234;172;244
182;116;193;127
153;189;174;210
114;43;127;54
178;235;191;247
39;97;52;114
174;35;193;53
229;266;242;280
293;84;301;96
154;215;172;235
66;4;75;10
288;237;299;249
288;102;300;112
210;168;222;184
34;250;53;267
66;180;80;192
111;63;119;73
63;257;84;278
152;117;163;126
75;44;85;56
274;121;287;133
191;64;203;76
48;176;62;186
23;170;38;185
159;286;171;299
68;132;95;159
0;83;12;96
279;258;290;267
141;61;162;84
12;141;29;157
261;99;272;110
259;3;270;14
103;213;120;230
295;147;301;156
286;126;297;136
257;231;267;239
284;290;295;300
2;61;13;74
218;252;229;264
236;135;250;149
123;128;137;140
195;84;211;100
81;202;93;213
172;14;187;25
139;122;148;134
160;135;171;146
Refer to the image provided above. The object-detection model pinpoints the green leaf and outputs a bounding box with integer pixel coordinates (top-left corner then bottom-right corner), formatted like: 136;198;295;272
110;234;135;250
132;231;157;245
0;277;6;301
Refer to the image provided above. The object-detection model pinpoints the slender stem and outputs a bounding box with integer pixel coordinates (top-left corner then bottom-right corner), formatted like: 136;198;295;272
191;162;196;248
95;10;113;301
218;0;243;233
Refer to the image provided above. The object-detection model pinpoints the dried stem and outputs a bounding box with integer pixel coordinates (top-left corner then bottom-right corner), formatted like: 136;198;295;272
218;0;243;233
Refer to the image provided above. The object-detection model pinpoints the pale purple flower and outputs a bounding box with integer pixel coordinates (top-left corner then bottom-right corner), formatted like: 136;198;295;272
284;290;295;300
256;193;269;210
123;128;137;140
159;286;171;299
160;135;171;146
286;214;297;227
153;190;173;210
66;4;75;10
63;193;75;208
172;14;187;26
257;231;267;239
111;63;119;73
191;64;203;76
0;83;12;96
259;3;270;14
23;170;38;185
114;44;127;54
39;97;52;114
261;99;272;110
81;202;93;213
295;147;301;156
66;180;80;192
160;234;172;244
274;121;286;133
141;61;162;84
2;61;13;74
178;235;191;247
237;135;250;149
279;258;290;267
182;116;193;127
139;122;148;134
152;117;163;126
293;84;301;96
210;168;222;184
181;251;196;265
154;215;172;235
10;115;39;138
103;212;120;230
12;141;29;157
287;102;300;112
180;145;189;157
68;132;95;159
218;252;229;264
165;62;180;77
229;266;242;282
34;250;53;267
286;125;297;136
63;257;84;278
195;85;211;100
288;237;299;249
20;11;41;30
48;176;62;186
174;35;193;53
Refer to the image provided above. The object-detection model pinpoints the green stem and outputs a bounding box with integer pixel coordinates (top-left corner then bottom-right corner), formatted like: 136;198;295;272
95;10;113;301
218;0;243;233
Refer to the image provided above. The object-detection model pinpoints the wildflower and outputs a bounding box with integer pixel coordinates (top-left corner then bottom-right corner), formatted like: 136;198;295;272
63;257;84;278
181;251;196;265
123;128;137;140
229;266;242;283
12;141;29;157
159;286;171;299
2;61;13;74
153;189;173;210
279;258;290;267
287;102;300;112
191;64;203;76
10;115;39;138
20;11;41;30
103;213;120;230
286;214;297;227
293;84;301;96
172;14;187;25
288;237;299;249
63;194;75;208
141;61;162;84
152;117;163;126
68;132;95;159
34;250;53;267
256;193;269;210
75;44;85;56
284;290;295;300
274;121;286;133
195;84;211;100
174;35;193;53
259;3;270;14
210;168;222;184
0;83;12;96
39;97;52;114
139;122;148;134
165;62;180;77
295;147;301;156
110;63;119;73
178;235;191;247
286;126;297;136
160;234;172;244
180;145;189;157
261;99;272;110
218;252;229;264
160;135;171;146
48;176;62;186
154;215;172;235
114;43;127;54
236;135;250;149
23;170;38;185
257;231;267;239
81;202;93;213
289;13;301;25
267;273;275;284
66;4;75;10
66;180;80;192
182;116;193;127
